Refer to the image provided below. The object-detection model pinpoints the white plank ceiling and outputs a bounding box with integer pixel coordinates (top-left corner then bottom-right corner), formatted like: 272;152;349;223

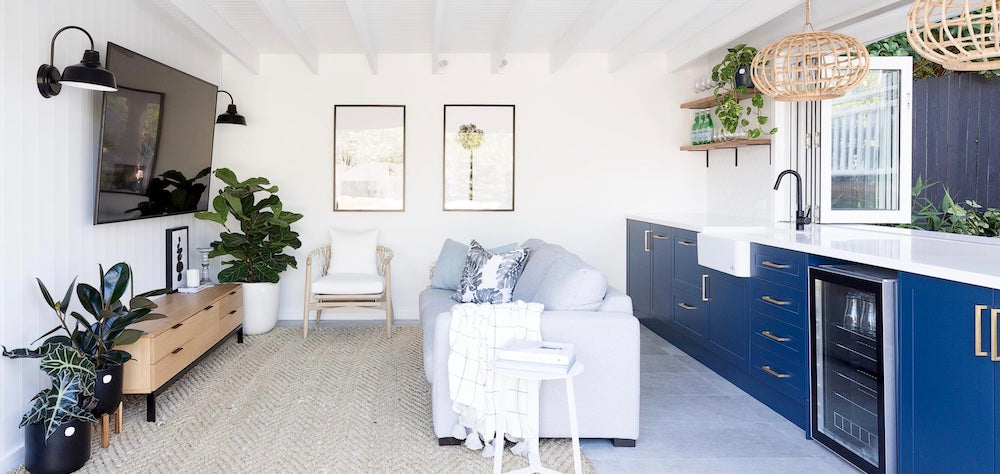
152;0;915;74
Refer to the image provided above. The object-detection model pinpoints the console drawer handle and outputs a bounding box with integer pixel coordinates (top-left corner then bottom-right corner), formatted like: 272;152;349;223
761;365;791;378
677;302;697;311
761;260;791;269
677;240;696;247
761;331;791;342
228;310;237;315
229;291;237;295
762;296;791;306
204;305;214;311
171;323;183;330
171;347;184;355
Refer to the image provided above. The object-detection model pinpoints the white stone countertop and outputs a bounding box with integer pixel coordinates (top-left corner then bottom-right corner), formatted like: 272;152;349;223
626;213;1000;290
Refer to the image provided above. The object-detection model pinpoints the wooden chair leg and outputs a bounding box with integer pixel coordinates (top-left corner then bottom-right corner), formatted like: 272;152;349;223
385;299;393;337
315;309;322;323
115;401;123;433
101;414;110;448
303;302;310;339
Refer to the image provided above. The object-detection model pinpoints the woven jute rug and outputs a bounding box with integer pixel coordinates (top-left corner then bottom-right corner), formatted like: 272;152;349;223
12;327;595;473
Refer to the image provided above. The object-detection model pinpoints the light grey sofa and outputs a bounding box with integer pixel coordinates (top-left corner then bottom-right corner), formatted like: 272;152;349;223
419;239;640;447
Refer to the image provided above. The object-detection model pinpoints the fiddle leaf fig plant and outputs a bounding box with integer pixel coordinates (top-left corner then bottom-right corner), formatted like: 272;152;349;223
711;44;776;139
195;168;303;284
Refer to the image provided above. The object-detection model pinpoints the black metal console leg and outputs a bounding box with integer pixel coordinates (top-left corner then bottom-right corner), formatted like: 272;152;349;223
146;393;156;422
237;326;244;344
438;437;463;446
612;438;636;447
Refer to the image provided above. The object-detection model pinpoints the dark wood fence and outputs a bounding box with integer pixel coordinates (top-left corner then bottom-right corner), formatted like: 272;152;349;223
912;73;1000;209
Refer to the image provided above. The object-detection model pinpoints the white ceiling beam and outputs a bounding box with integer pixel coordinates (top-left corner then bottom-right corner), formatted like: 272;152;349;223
666;0;804;72
164;0;260;74
549;0;620;73
254;0;319;74
492;0;532;74
344;0;378;74
608;1;740;73
432;0;445;74
827;2;912;43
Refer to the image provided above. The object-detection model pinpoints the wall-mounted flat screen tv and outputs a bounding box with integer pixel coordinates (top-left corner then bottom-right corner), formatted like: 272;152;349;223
95;43;216;224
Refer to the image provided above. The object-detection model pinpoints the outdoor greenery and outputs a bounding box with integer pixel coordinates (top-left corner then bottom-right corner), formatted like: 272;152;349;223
868;32;1000;79
195;168;303;284
901;177;1000;237
711;44;775;138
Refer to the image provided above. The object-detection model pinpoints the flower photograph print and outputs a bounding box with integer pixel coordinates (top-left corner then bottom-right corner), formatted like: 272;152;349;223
443;105;515;211
334;105;406;211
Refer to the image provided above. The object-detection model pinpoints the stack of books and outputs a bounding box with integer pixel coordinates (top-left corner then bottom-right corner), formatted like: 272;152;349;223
494;340;576;375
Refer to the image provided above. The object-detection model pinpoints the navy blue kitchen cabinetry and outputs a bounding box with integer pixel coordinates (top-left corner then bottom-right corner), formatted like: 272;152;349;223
898;272;996;474
706;270;750;371
626;220;674;335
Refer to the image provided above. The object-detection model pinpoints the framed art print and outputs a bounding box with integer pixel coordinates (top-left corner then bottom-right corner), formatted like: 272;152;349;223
165;226;189;291
443;105;515;211
333;105;406;211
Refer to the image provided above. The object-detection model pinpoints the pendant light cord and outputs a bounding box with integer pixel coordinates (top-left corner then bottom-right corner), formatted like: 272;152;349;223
801;0;814;32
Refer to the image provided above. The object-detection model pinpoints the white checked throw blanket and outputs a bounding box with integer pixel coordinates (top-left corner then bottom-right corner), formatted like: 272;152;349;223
448;301;544;457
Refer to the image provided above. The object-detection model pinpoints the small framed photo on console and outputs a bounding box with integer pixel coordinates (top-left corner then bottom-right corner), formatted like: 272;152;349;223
165;226;189;291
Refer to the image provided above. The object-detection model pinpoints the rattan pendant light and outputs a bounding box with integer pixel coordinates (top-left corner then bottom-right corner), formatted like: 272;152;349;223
750;0;870;101
907;1;1000;71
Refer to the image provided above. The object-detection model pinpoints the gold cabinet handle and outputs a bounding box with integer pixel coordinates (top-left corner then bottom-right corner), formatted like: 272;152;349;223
677;302;697;311
644;230;651;252
702;274;710;302
651;234;669;240
678;240;697;247
761;331;791;342
992;309;1000;362
976;305;989;357
761;295;791;306
761;365;791;378
761;261;791;269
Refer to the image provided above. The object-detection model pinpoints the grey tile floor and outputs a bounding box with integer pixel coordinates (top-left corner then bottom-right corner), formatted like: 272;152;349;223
579;325;861;474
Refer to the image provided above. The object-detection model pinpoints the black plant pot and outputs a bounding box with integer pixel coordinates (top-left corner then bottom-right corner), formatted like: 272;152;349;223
735;63;753;89
92;364;124;416
23;419;91;474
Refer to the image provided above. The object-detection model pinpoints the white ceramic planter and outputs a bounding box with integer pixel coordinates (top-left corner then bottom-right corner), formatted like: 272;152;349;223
241;282;280;335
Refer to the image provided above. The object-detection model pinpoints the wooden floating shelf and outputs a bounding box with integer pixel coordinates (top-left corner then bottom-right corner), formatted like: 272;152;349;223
680;139;770;151
680;88;758;109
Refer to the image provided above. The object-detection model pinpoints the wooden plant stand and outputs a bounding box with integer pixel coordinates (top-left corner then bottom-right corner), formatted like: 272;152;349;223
98;402;124;449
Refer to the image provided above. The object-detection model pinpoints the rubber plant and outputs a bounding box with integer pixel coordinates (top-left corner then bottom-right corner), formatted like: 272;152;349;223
711;44;776;139
194;168;303;283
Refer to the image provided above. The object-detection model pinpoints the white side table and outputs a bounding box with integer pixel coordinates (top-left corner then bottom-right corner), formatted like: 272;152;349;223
491;362;584;474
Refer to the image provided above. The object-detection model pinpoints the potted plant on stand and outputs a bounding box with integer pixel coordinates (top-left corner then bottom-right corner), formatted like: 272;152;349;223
195;168;303;335
3;280;99;474
711;44;777;139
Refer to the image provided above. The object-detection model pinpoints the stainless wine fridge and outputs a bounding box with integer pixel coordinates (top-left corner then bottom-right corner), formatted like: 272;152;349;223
809;265;897;474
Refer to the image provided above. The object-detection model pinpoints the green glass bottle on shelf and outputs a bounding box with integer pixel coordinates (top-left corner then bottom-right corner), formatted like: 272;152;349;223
691;112;700;145
705;111;715;143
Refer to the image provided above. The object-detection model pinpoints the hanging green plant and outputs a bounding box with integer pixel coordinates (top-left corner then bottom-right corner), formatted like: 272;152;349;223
711;44;776;139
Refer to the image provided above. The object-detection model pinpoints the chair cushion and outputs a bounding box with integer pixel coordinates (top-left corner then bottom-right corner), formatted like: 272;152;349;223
430;239;518;291
512;240;572;302
311;273;384;295
454;240;529;304
329;227;379;275
532;257;608;311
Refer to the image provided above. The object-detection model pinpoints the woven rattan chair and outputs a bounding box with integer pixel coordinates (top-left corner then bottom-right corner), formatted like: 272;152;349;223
302;245;393;338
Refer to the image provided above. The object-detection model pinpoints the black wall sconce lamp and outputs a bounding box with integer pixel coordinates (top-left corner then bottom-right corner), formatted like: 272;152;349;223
37;26;117;98
216;90;247;125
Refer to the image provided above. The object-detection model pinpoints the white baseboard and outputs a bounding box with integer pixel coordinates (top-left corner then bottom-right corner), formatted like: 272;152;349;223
2;444;23;472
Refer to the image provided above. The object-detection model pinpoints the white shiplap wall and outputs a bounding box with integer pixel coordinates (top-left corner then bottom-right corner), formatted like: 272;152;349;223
0;1;221;469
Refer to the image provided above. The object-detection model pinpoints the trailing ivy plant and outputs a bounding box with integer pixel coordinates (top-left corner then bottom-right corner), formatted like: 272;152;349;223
868;31;1000;79
711;44;776;139
195;168;303;283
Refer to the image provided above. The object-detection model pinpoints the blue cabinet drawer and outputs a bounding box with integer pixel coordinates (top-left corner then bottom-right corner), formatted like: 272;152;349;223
750;278;807;328
750;311;807;366
672;286;707;340
672;228;701;291
752;244;808;288
750;343;807;404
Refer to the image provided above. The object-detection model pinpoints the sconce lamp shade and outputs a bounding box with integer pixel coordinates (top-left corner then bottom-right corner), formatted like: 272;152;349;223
216;90;247;125
37;26;117;98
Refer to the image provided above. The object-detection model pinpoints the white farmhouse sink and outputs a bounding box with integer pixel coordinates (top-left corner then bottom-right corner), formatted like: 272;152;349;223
697;231;757;277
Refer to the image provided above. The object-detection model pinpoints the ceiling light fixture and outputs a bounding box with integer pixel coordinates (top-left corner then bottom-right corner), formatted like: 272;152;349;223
907;0;1000;71
216;90;247;125
750;0;870;101
37;26;118;98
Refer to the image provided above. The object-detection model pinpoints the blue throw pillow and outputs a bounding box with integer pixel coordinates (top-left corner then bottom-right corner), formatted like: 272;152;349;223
431;239;518;290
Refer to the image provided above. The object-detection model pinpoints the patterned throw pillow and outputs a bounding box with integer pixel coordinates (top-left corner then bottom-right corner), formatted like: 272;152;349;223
454;240;530;304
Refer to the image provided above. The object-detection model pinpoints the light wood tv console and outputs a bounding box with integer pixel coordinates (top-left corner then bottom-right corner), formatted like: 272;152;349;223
119;284;244;421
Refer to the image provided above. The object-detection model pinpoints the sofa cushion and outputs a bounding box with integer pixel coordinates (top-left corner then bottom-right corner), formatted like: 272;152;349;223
512;240;572;302
532;257;608;311
454;240;529;304
328;227;379;274
430;239;518;291
311;273;384;295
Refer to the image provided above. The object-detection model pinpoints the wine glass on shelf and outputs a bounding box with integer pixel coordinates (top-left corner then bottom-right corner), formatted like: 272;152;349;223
843;291;861;332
